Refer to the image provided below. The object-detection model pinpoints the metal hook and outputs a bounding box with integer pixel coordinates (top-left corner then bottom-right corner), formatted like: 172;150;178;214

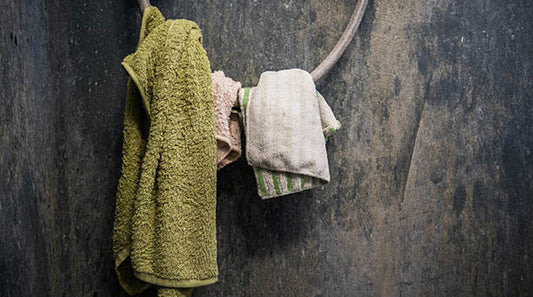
130;0;367;83
310;0;368;82
136;0;151;13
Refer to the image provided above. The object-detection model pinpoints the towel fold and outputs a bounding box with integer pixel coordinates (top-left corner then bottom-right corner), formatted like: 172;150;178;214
113;6;217;296
238;68;340;199
212;71;242;169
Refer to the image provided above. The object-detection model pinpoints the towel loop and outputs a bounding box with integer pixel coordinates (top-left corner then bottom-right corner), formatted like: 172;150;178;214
310;0;368;82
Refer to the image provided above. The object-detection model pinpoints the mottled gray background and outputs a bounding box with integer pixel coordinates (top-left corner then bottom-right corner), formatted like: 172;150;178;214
1;0;531;296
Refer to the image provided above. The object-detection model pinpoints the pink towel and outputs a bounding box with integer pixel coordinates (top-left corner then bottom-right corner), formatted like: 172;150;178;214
212;71;242;170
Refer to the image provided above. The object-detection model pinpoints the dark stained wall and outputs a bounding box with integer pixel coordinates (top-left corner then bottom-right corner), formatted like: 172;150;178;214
0;0;531;296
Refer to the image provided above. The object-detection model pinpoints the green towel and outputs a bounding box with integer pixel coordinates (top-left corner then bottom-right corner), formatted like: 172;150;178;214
112;7;217;297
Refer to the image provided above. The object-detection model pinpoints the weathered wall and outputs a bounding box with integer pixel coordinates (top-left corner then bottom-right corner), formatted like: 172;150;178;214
1;0;531;296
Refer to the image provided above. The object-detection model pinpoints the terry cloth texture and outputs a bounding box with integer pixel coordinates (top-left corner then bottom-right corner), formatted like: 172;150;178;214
238;68;341;199
113;6;217;297
212;71;242;170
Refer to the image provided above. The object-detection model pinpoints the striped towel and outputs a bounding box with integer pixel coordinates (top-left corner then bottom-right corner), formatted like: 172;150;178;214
238;69;340;199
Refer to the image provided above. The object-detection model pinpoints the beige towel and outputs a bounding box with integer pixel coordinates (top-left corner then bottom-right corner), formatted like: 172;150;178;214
238;68;340;199
212;71;242;170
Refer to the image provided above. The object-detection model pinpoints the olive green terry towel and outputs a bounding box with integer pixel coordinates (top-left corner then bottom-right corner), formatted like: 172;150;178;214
113;6;217;296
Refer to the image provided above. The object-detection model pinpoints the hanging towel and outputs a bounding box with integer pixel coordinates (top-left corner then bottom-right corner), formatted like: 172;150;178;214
238;68;341;199
211;71;242;170
113;6;217;297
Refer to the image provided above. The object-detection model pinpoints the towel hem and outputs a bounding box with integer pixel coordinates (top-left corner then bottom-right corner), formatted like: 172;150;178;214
114;248;150;295
114;248;218;289
247;162;331;183
134;271;218;288
114;247;131;268
322;120;342;135
252;168;329;199
121;62;151;116
258;180;328;199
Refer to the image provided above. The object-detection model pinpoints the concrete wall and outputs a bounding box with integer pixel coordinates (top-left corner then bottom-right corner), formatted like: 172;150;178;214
1;0;531;296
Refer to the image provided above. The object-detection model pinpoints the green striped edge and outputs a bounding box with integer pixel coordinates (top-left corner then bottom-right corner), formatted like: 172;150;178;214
256;168;269;197
243;87;251;113
286;172;294;192
272;172;282;195
300;176;306;189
